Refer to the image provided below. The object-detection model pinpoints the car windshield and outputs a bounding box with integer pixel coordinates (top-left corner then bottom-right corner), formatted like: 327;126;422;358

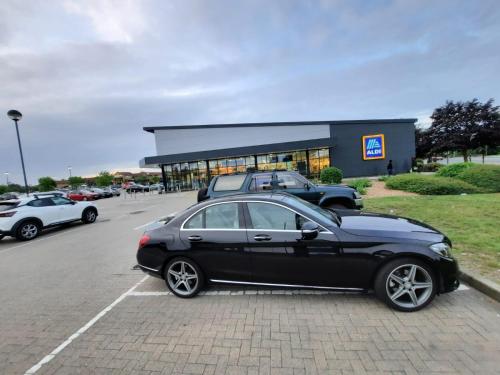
282;194;341;226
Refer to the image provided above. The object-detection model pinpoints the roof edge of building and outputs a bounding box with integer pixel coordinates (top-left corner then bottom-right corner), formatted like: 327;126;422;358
143;118;417;133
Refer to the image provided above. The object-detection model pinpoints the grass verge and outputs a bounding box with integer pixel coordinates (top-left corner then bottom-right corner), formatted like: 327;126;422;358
364;193;500;283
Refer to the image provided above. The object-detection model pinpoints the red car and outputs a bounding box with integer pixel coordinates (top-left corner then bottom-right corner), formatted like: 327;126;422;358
68;190;98;201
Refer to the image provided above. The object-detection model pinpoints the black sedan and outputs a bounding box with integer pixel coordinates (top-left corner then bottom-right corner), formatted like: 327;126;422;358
136;193;459;312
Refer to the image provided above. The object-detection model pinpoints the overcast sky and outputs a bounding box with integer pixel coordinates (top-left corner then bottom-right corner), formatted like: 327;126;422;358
1;0;499;184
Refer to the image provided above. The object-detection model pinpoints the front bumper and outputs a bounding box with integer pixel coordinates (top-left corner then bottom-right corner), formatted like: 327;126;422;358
354;198;364;209
437;256;460;293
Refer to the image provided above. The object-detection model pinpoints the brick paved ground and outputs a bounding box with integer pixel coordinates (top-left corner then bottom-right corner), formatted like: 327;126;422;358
1;192;500;375
37;277;500;375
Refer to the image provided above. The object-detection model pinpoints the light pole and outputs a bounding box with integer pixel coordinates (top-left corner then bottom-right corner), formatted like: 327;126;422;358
4;172;8;185
68;166;72;178
7;110;29;196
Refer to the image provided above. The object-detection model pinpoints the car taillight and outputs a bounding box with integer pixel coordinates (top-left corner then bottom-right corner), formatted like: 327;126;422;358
138;234;151;249
0;211;16;217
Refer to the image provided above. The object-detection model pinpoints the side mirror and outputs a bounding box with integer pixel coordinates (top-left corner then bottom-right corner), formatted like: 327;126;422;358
301;221;319;240
304;183;310;191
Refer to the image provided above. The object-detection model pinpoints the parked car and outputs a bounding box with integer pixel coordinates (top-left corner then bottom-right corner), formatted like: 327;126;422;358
149;183;164;191
90;187;112;198
136;193;459;312
108;187;121;196
126;184;149;192
0;194;98;241
198;171;363;209
0;193;19;200
68;190;98;201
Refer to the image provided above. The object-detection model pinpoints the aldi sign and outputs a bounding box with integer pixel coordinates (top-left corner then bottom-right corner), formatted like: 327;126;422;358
362;134;385;160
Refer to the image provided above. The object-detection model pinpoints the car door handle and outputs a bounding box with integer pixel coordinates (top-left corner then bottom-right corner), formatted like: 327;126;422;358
254;234;272;241
188;235;203;242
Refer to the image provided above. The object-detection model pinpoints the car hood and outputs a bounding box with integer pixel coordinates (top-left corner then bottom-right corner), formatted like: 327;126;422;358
337;210;445;242
316;184;354;192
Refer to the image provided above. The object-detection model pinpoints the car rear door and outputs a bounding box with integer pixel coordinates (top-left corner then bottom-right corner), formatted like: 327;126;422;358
244;201;345;287
179;202;252;282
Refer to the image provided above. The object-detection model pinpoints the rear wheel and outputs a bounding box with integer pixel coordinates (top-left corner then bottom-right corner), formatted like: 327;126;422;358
82;208;97;224
164;257;204;298
15;221;41;241
375;258;436;312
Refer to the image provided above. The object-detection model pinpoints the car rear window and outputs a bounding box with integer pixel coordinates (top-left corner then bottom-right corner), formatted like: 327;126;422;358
0;202;19;212
213;175;246;191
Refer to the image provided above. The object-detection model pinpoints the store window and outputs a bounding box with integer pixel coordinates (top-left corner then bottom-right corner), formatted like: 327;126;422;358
308;148;330;178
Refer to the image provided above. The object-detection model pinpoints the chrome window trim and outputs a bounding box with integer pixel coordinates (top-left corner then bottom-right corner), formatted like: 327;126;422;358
209;279;363;291
180;200;331;234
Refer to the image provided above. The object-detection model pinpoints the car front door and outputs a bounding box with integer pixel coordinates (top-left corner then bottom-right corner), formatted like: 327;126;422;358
274;172;322;204
50;196;81;221
179;202;252;282
26;198;60;226
244;201;344;287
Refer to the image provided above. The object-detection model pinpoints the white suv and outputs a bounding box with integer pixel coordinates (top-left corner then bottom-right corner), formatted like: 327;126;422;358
0;194;98;241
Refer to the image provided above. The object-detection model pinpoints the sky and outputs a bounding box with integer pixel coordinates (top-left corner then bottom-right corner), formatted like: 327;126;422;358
0;0;499;184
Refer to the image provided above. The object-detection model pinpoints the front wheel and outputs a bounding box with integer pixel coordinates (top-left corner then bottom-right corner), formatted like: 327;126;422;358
164;257;204;298
82;208;97;224
375;258;436;312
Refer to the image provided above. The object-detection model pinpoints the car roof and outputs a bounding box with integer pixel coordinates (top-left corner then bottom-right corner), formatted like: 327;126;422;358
200;192;292;205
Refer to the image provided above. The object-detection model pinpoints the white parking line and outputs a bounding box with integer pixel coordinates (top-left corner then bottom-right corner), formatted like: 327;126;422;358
24;275;149;374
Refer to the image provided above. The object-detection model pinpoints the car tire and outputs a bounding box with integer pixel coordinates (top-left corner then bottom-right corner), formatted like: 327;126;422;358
0;234;4;240
163;257;204;298
374;257;437;312
197;188;208;202
82;207;98;224
15;221;41;241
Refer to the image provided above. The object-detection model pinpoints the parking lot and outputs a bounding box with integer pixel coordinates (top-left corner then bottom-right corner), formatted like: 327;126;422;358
1;192;500;375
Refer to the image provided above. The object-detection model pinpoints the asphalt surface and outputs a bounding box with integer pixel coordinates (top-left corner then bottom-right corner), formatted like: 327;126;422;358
0;191;499;375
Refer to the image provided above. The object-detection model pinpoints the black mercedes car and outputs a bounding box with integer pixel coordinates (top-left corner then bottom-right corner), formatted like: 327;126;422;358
136;193;459;312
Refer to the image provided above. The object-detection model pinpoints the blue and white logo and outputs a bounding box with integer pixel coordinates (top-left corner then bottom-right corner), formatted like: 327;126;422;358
362;134;385;160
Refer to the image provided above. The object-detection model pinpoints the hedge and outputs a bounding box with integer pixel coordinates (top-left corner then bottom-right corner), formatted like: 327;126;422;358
385;174;481;195
457;164;500;192
320;167;343;184
436;162;475;178
347;178;372;195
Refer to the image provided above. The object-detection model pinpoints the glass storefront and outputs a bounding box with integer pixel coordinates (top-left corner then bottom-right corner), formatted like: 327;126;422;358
162;148;330;191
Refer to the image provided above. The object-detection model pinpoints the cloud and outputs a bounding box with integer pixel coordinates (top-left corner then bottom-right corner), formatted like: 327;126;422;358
0;0;499;184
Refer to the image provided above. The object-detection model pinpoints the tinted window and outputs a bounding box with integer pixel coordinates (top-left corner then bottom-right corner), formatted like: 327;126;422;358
28;198;55;207
213;175;246;191
184;203;240;229
275;172;307;189
51;196;71;205
0;202;19;212
249;173;273;192
247;202;306;230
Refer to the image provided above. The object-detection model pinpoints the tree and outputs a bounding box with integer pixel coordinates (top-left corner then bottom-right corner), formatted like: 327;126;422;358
415;126;433;160
150;175;161;184
38;177;57;192
94;171;114;187
135;174;149;184
429;98;500;161
0;185;7;194
68;176;85;188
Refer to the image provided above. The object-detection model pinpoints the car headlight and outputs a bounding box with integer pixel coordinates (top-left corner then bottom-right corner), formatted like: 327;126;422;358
353;191;362;199
430;242;452;258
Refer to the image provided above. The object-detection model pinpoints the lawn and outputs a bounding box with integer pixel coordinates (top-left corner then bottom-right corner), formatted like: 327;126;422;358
363;193;500;284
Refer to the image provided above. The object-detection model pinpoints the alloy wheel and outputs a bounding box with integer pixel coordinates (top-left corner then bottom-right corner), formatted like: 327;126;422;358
86;210;96;222
386;264;433;309
166;261;199;296
21;223;38;239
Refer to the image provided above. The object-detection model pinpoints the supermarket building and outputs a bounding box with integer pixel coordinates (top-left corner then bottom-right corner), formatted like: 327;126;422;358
140;118;416;191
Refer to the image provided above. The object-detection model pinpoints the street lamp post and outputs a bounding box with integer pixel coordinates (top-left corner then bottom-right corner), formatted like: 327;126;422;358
7;110;29;196
4;172;8;185
68;166;72;178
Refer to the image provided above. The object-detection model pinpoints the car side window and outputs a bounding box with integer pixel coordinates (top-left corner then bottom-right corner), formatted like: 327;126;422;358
247;202;306;230
51;196;71;205
184;203;240;229
275;172;306;189
27;198;55;207
248;174;273;192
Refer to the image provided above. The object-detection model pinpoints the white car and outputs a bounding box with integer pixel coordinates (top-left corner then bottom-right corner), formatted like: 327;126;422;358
0;194;98;241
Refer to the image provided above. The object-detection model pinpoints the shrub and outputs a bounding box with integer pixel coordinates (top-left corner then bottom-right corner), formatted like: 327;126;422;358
378;175;389;182
320;167;343;184
385;174;481;195
456;165;500;192
421;162;443;172
436;162;475;178
347;178;372;195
